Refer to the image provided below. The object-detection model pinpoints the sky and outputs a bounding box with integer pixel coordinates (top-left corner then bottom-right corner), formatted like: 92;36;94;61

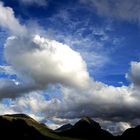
0;0;140;135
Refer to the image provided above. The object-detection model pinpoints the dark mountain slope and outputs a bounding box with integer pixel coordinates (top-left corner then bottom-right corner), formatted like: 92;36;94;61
0;114;79;140
56;117;114;140
0;114;46;140
56;123;73;132
1;114;140;140
117;125;140;140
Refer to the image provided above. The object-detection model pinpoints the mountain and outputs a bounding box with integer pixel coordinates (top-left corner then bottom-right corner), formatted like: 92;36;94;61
1;114;140;140
0;114;78;140
118;125;140;140
56;117;114;140
55;123;73;132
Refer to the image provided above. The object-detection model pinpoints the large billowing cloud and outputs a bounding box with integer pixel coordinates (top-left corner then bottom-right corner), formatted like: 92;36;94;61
4;35;90;91
0;2;90;97
1;1;140;135
0;32;91;98
80;0;140;22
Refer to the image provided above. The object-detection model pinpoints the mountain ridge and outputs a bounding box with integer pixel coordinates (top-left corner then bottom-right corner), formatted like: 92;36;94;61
0;114;139;140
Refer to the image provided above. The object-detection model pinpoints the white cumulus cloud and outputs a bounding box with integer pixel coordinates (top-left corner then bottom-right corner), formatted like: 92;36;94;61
5;35;90;90
0;2;27;35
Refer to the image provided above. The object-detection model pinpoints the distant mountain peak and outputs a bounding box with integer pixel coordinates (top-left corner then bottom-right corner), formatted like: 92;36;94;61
57;117;113;139
75;116;101;129
81;116;92;123
81;116;97;124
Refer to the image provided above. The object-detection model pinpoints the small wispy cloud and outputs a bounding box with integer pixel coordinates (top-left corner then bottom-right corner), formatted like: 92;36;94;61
80;0;140;22
19;0;48;6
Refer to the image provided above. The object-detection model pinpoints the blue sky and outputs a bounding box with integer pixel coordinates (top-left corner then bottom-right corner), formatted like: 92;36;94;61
1;0;140;134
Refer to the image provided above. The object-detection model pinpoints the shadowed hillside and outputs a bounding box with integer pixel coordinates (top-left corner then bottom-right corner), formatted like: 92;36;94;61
0;114;79;140
56;117;114;140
